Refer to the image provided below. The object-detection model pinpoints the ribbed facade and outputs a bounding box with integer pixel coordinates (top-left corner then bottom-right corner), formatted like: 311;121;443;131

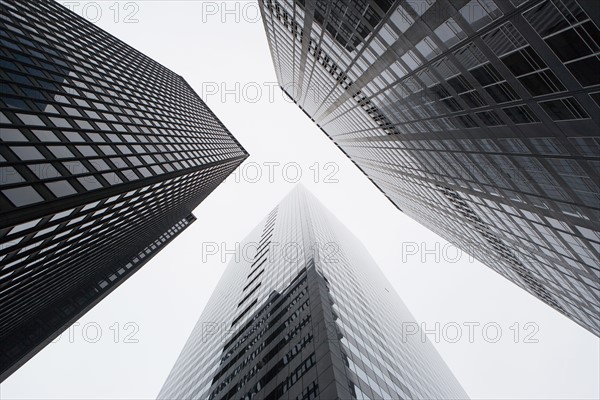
259;0;600;335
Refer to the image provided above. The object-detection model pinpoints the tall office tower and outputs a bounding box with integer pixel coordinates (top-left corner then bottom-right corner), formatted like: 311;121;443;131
259;0;600;335
0;0;247;380
159;186;467;400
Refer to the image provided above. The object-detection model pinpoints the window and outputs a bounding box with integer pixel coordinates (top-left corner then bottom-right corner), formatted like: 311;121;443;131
64;131;84;142
11;146;44;160
49;146;74;158
17;113;45;126
540;97;589;121
389;5;414;33
518;71;565;96
99;145;116;156
523;0;587;37
1;128;27;141
501;47;544;76
50;208;75;221
460;91;485;108
77;145;97;157
434;18;465;47
33;130;60;142
0;166;25;184
49;117;71;128
447;75;473;93
3;186;44;206
503;105;540;124
545;28;593;62
63;161;88;175
476;110;503;126
459;0;502;31
46;180;77;197
566;57;600;87
529;138;564;155
8;218;42;235
29;163;61;179
451;114;478;128
89;159;110;171
75;119;93;129
469;63;501;86
102;172;123;185
78;175;102;190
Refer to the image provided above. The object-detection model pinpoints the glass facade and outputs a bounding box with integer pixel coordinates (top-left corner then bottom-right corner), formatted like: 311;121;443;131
0;0;248;380
259;0;600;335
159;186;467;400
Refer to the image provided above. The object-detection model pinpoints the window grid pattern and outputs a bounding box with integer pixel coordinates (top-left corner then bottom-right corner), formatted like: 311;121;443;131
158;187;467;400
260;0;600;335
0;214;195;373
0;0;248;380
0;0;246;210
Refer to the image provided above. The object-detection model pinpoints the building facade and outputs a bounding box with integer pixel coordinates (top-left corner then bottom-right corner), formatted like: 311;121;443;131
158;186;467;400
259;0;600;335
0;0;247;380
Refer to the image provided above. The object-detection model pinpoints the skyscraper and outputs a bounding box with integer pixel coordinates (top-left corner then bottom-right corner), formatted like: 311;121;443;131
158;186;467;399
0;0;247;380
259;0;600;335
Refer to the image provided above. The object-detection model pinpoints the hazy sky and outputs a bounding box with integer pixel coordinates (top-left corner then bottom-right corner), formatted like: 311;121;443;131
1;1;599;399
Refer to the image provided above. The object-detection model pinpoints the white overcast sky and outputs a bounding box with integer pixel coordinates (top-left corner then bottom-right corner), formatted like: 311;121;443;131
1;1;599;399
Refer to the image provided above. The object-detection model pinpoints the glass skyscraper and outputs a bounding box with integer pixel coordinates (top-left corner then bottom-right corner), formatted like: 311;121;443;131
159;186;467;400
0;0;247;380
259;0;600;335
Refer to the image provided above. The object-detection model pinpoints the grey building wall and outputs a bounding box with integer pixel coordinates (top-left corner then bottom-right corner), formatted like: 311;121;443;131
259;0;600;335
0;0;247;380
158;186;467;399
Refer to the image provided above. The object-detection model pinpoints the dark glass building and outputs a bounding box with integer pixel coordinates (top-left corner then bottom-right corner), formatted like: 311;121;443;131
259;0;600;335
158;186;467;400
0;0;247;380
